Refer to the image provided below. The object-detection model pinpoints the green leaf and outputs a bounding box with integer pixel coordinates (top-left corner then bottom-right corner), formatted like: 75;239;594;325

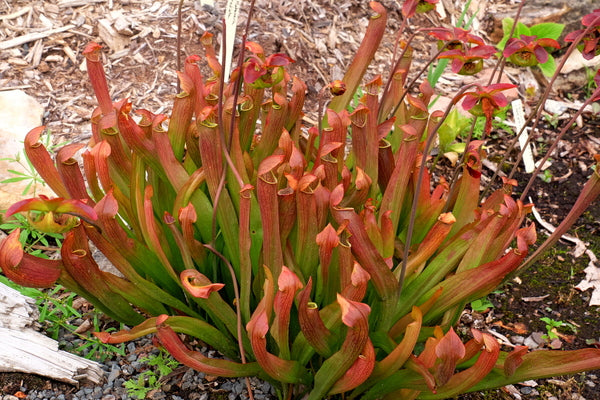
530;23;565;40
38;235;50;247
0;274;43;298
447;143;467;154
20;181;33;196
428;58;450;88
470;297;494;312
515;22;531;37
124;378;151;399
437;109;471;151
0;223;20;229
456;0;472;27
498;18;514;50
1;177;30;183
39;304;49;322
6;169;29;176
538;56;557;77
19;229;31;244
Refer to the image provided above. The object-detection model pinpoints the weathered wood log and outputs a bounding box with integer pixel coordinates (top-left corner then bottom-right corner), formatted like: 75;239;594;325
0;282;104;386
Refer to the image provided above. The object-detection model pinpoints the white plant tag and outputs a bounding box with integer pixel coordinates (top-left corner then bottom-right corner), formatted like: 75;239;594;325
512;99;535;173
223;0;242;81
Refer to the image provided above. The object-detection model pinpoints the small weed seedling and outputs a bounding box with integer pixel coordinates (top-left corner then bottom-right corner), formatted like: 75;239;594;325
470;297;495;313
0;130;68;196
540;316;578;340
538;169;554;183
74;312;126;362
543;113;561;129
38;286;80;340
124;350;180;399
0;213;63;257
0;275;82;340
0;150;46;197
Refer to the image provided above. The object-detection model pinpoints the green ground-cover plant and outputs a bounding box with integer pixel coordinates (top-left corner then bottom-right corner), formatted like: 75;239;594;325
497;18;564;76
469;297;494;313
540;317;578;341
124;350;180;399
71;312;126;362
435;105;514;165
0;273;125;360
0;274;78;339
2;1;600;399
0;213;62;257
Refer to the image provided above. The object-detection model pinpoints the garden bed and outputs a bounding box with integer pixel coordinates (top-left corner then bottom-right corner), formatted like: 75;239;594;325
1;0;599;399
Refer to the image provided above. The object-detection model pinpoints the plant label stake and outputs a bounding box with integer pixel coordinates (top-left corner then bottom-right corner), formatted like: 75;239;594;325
512;98;535;173
223;0;242;81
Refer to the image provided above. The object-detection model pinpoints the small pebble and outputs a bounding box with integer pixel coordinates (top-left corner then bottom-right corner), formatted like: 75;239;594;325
520;386;533;395
107;364;121;385
524;333;542;349
121;364;135;376
130;361;142;370
511;335;525;345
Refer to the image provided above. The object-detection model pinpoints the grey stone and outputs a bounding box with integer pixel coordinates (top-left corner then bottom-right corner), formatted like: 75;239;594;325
520;386;534;395
511;335;525;345
0;90;49;211
107;364;121;385
524;334;541;349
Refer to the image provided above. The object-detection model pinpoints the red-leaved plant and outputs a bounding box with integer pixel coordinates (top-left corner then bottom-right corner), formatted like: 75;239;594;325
2;2;600;399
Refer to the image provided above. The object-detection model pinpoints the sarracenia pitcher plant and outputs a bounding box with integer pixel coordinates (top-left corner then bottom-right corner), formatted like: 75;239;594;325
2;2;600;399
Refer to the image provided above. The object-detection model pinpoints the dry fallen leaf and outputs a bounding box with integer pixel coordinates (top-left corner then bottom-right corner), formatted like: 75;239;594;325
575;251;600;306
521;294;549;302
493;321;529;335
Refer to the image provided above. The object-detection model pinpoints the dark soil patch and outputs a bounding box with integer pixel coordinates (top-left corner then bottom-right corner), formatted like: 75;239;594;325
0;372;75;398
457;112;600;399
